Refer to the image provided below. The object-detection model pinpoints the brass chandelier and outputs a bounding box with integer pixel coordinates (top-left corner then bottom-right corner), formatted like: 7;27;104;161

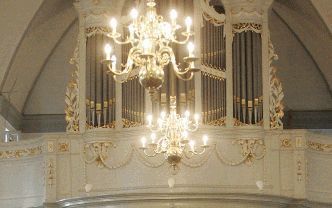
103;0;199;94
140;96;209;171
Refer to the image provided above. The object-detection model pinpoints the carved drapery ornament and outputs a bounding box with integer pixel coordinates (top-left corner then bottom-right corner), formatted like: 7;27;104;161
85;26;110;37
269;40;284;129
65;40;80;132
83;138;265;170
232;23;262;34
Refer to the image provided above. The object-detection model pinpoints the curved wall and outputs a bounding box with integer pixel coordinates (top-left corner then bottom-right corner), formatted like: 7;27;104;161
23;22;78;115
269;10;332;110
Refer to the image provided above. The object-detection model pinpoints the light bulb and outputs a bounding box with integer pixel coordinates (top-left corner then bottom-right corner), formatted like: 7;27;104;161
141;137;147;148
110;18;117;31
111;55;117;69
111;55;116;62
189;140;195;151
147;114;152;126
130;8;138;19
185;16;192;33
151;133;156;143
160;111;166;119
202;135;208;146
182;131;188;139
194;114;199;124
185;17;192;27
128;24;135;39
187;42;195;57
185;110;190;118
104;44;112;60
170;9;178;20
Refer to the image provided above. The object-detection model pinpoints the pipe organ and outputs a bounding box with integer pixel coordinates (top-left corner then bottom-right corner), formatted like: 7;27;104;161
122;77;145;127
86;33;116;129
201;9;226;125
232;27;263;126
121;29;145;127
66;0;283;133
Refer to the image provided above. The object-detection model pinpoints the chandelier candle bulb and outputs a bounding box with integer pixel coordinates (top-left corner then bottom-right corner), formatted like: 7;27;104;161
203;135;209;146
130;8;139;20
185;110;190;118
187;42;195;57
185;17;192;33
170;9;178;25
111;55;117;69
104;44;112;60
147;115;152;126
160;111;166;119
110;18;117;34
194;114;200;124
151;133;156;144
141;137;147;148
129;24;135;39
189;140;195;152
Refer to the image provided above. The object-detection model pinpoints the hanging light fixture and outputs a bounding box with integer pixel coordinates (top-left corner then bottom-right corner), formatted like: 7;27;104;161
139;96;209;171
102;0;199;95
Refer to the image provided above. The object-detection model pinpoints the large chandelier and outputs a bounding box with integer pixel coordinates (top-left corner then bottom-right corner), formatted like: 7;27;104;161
103;0;199;94
140;96;209;171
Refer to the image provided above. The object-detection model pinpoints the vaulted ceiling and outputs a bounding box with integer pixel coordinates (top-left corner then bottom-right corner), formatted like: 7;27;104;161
0;0;331;129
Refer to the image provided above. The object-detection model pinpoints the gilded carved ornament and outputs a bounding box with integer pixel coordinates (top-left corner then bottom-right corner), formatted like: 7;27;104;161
83;138;265;170
269;39;284;129
85;26;110;37
200;0;225;26
46;159;55;188
232;23;262;34
65;40;80;132
58;142;70;152
0;146;43;160
307;141;332;153
281;138;292;148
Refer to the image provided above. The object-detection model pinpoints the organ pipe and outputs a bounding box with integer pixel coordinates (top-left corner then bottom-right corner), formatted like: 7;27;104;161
86;34;116;128
232;31;263;125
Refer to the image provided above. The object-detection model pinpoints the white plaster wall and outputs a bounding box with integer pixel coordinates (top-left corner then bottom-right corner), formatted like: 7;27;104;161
269;11;332;110
24;23;78;115
0;157;44;208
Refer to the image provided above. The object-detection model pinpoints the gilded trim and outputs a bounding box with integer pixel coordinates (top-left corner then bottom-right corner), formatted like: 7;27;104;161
0;146;42;160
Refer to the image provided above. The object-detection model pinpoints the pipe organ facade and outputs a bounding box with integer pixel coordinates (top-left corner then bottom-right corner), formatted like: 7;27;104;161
65;0;283;132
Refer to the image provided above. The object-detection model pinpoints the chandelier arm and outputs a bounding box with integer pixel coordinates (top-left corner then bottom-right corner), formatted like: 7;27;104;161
171;34;191;45
173;71;194;81
111;36;132;45
170;54;191;76
112;74;131;83
184;150;194;159
195;147;207;155
143;149;158;157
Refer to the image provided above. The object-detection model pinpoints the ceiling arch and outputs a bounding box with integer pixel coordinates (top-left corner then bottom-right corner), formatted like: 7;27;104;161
0;0;77;112
272;0;332;96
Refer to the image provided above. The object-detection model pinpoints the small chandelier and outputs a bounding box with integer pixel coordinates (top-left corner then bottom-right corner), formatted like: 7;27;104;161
103;0;199;94
140;96;209;171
